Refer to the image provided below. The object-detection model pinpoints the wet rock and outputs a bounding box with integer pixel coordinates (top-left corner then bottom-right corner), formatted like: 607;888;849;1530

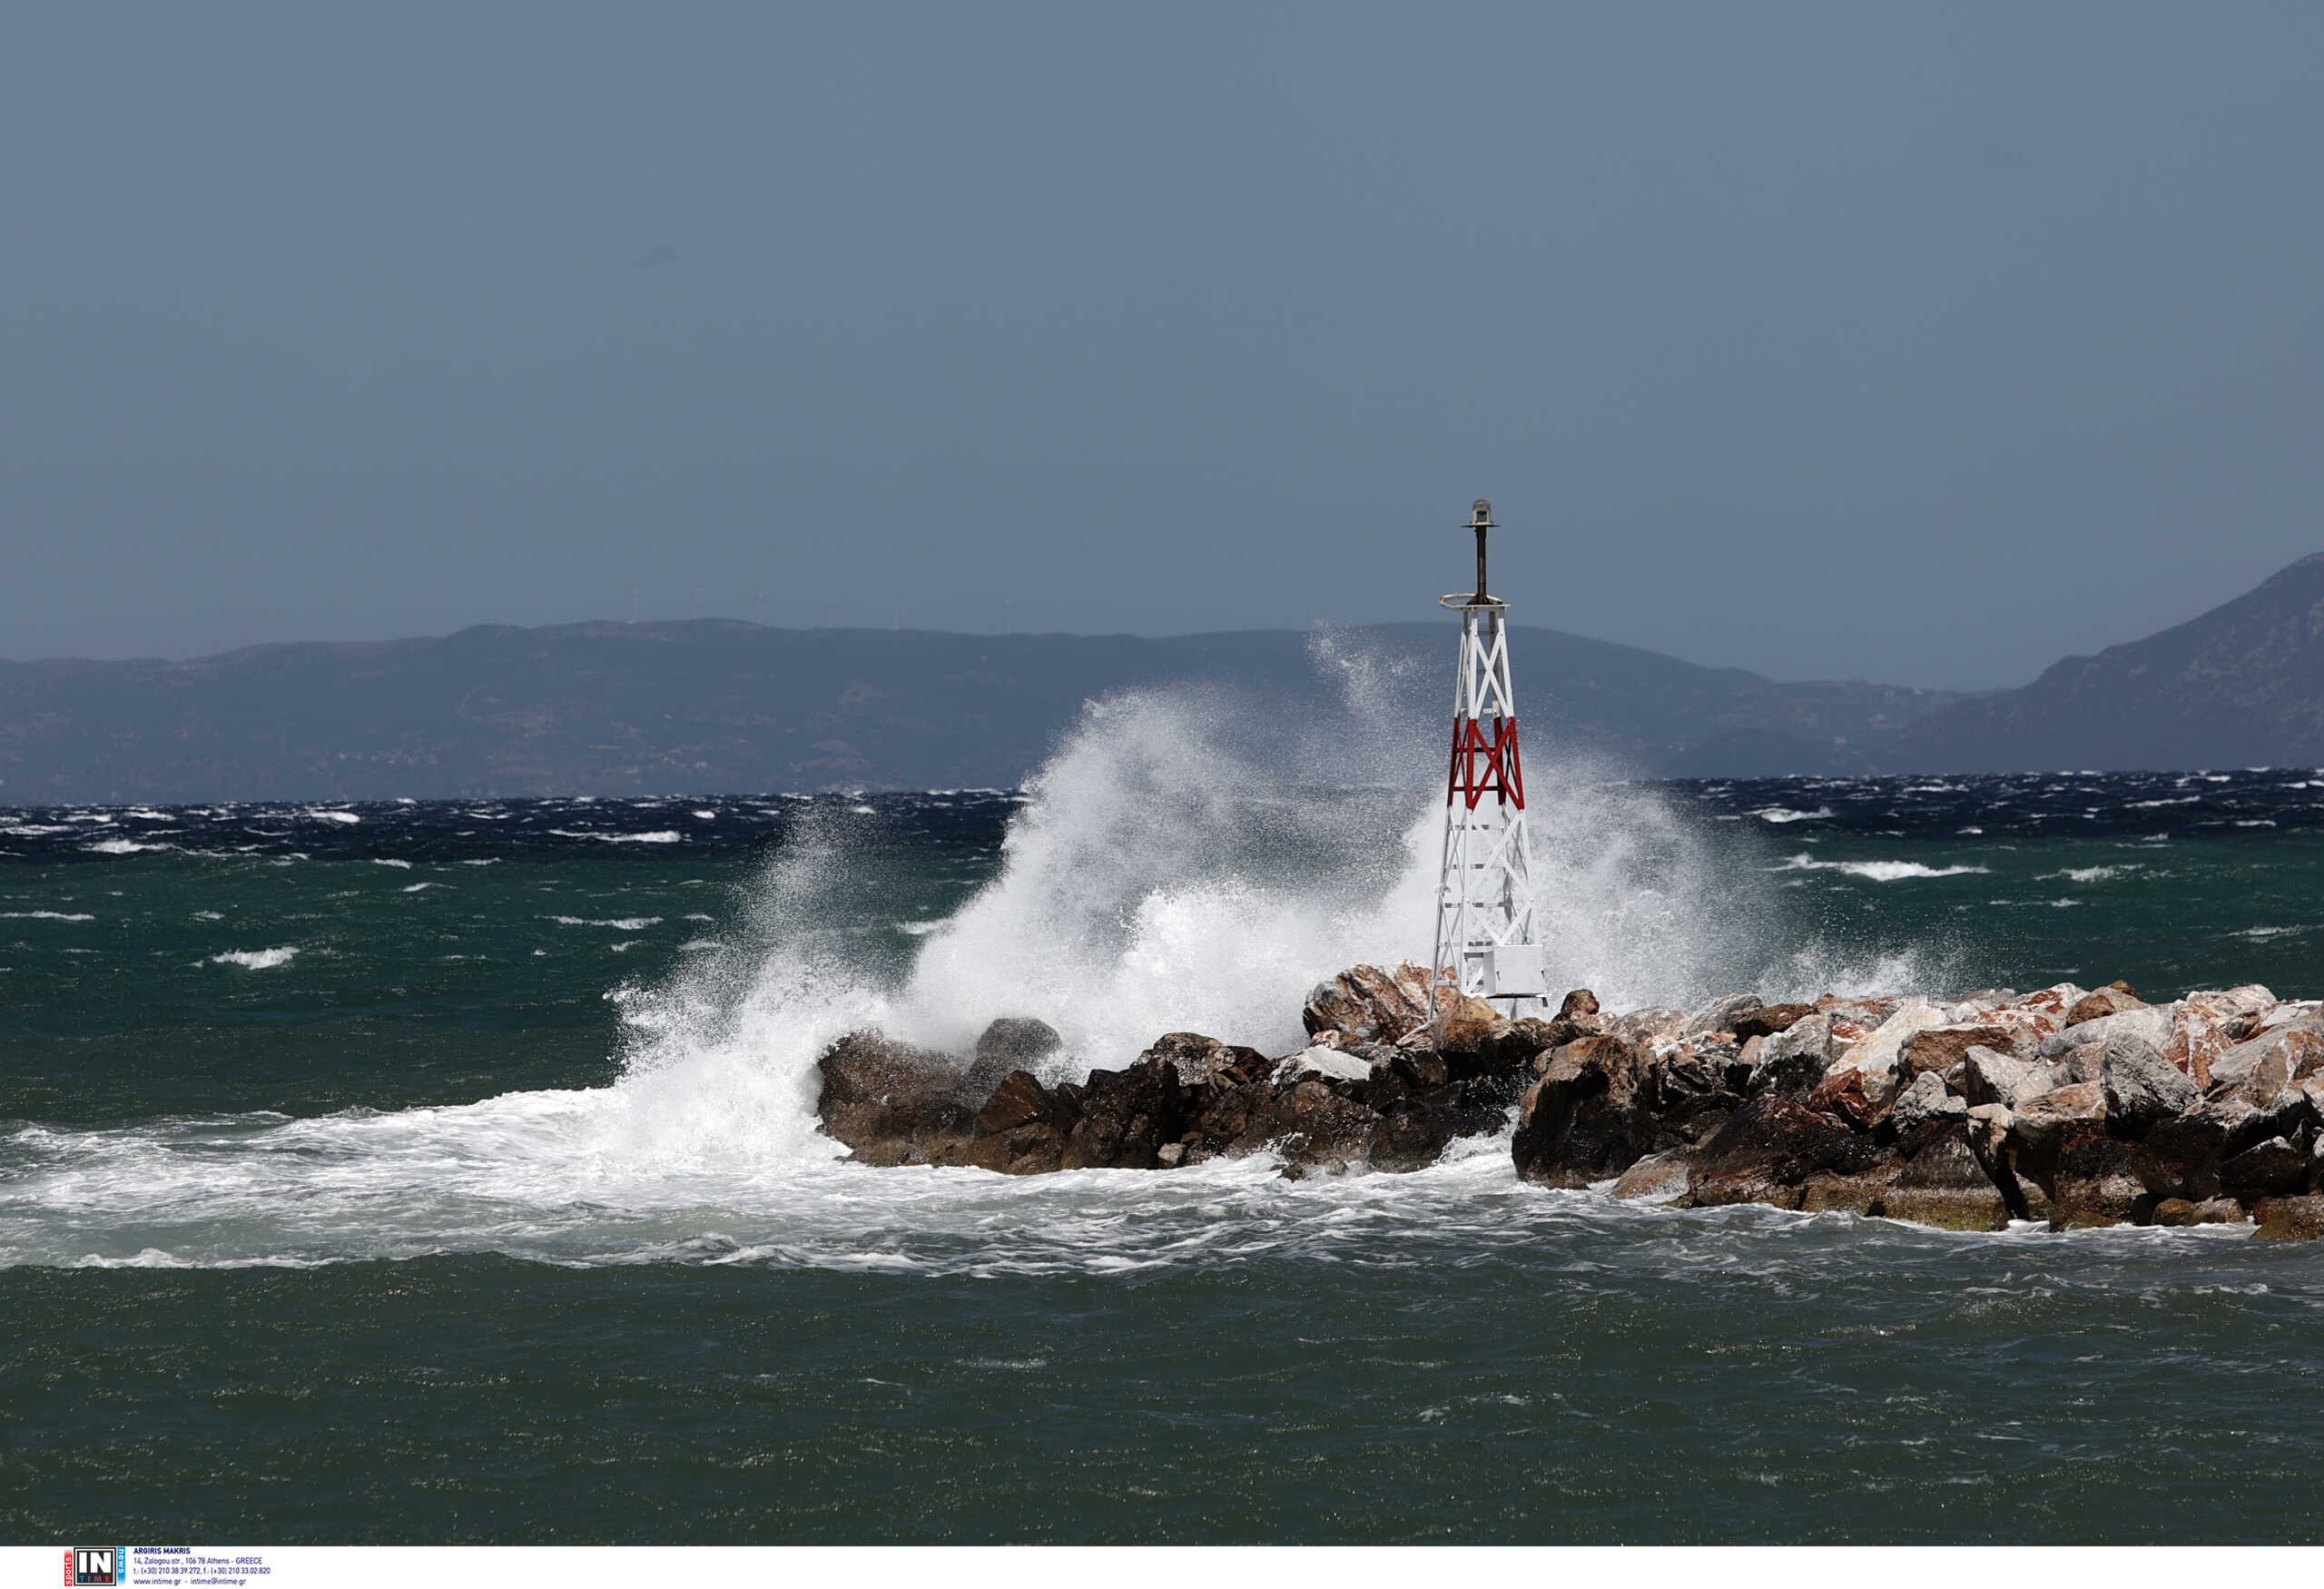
2193;1196;2251;1224
1421;992;1507;1056
1748;1013;1834;1096
1061;1056;1187;1170
1136;1031;1265;1089
1681;993;1763;1037
1243;1081;1381;1178
1607;1007;1687;1047
816;1030;976;1165
1884;1126;2014;1231
1806;1067;1887;1130
1732;1003;1817;1041
1368;1101;1459;1174
2100;1035;2199;1132
1275;1046;1371;1084
940;1121;1068;1176
975;1069;1071;1136
1302;962;1433;1044
1889;1071;1967;1135
966;1017;1064;1097
1685;1098;1880;1210
2016;1117;2150;1229
2251;1195;2324;1241
2221;1135;2310;1200
1965;1103;2037;1223
1512;1033;1650;1187
1611;1151;1693;1202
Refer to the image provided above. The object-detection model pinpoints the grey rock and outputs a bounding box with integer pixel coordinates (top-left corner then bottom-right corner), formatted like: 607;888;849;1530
1962;1047;2049;1110
1274;1046;1371;1085
1748;1013;1833;1094
2036;1005;2167;1061
1889;1071;1966;1134
1681;993;1765;1037
2100;1034;2197;1127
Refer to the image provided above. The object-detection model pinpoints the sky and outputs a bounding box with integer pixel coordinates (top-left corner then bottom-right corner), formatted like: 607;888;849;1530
5;2;2322;689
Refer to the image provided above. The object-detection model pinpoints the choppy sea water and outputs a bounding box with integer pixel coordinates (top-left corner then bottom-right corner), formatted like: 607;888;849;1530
6;754;2324;1542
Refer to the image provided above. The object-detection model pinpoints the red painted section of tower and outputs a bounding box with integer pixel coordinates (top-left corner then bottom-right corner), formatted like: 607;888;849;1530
1445;716;1525;810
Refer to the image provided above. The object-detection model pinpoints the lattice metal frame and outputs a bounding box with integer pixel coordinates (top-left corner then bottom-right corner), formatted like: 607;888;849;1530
1429;500;1542;1027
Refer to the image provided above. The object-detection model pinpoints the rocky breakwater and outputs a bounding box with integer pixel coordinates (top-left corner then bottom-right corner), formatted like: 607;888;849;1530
814;964;1599;1179
1513;981;2324;1238
811;964;2324;1239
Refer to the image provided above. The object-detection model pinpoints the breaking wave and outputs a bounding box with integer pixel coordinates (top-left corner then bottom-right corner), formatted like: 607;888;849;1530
0;656;1943;1272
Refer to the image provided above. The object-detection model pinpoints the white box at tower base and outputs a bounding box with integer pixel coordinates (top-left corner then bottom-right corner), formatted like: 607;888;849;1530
1466;945;1545;1001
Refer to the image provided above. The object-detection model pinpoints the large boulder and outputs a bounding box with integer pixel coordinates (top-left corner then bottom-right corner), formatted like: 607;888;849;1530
1829;999;1948;1093
2064;983;2145;1026
1684;1098;1882;1209
1884;1124;2014;1231
1061;1056;1187;1170
1889;1071;1967;1135
1748;1013;1835;1096
1302;963;1433;1043
1681;993;1763;1037
1962;1046;2050;1110
1137;1031;1264;1089
2252;1196;2324;1240
816;1030;976;1166
943;1065;1076;1175
1902;1024;2026;1077
2221;1136;2310;1200
1512;1033;1651;1187
2100;1034;2198;1131
1233;1080;1382;1178
965;1016;1063;1085
1733;1003;1817;1041
2036;1005;2168;1062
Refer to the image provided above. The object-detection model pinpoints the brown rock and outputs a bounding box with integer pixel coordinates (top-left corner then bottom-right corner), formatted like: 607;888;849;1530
816;1030;975;1164
2152;1197;2199;1228
974;1069;1069;1136
1136;1031;1265;1089
1511;1033;1651;1187
1883;1126;2014;1231
1611;1151;1694;1201
1239;1081;1382;1177
1806;1067;1886;1130
1684;1098;1881;1209
1733;1003;1817;1041
1061;1057;1187;1170
1301;962;1433;1044
1901;1024;2024;1076
2066;987;2146;1026
2252;1195;2324;1240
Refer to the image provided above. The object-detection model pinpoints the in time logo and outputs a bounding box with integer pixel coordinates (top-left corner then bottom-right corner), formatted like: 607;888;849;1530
64;1549;122;1587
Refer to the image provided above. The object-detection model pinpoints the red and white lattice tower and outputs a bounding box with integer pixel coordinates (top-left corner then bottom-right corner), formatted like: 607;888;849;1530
1430;498;1544;1025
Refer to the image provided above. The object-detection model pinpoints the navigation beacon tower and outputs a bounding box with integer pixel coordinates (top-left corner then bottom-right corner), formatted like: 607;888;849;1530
1429;498;1544;1025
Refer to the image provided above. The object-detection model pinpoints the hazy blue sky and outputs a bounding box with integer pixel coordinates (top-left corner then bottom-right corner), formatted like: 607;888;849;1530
5;3;2321;687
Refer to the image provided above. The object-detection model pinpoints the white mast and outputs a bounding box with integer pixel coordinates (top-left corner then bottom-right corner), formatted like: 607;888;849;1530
1430;498;1544;1027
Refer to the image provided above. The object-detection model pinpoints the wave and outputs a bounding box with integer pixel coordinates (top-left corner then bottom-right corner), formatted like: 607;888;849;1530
0;659;1941;1272
1778;854;1990;883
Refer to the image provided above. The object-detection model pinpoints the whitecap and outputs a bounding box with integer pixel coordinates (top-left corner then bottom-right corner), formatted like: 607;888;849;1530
1777;854;1988;883
209;947;300;969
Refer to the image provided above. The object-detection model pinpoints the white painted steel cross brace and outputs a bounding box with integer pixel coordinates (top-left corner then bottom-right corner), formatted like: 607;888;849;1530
1429;498;1544;1027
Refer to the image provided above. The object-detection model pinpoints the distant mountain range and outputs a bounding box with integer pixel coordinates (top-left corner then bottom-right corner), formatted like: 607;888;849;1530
1885;552;2324;774
1;556;2318;801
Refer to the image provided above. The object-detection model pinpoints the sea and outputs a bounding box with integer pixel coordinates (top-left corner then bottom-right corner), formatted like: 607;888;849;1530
6;696;2324;1543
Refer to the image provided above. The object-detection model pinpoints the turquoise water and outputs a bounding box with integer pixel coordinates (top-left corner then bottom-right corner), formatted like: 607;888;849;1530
4;775;2323;1542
